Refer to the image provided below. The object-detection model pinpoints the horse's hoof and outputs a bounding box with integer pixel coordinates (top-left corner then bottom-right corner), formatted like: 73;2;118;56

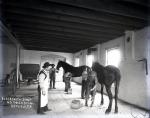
114;111;118;114
114;107;118;113
90;104;93;107
105;109;111;114
85;104;88;107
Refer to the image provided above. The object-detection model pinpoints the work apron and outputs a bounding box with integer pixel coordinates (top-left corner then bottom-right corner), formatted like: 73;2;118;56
38;70;50;108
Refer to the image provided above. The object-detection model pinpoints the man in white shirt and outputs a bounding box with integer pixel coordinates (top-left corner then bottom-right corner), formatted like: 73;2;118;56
37;62;52;114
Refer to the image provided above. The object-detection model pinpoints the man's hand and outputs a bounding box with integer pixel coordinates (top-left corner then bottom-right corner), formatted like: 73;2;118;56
90;87;96;92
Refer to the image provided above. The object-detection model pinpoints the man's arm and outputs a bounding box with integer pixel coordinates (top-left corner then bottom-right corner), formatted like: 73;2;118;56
90;76;97;91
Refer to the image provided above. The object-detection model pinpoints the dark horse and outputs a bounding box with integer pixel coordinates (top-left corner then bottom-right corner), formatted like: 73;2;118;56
92;62;121;114
56;60;90;77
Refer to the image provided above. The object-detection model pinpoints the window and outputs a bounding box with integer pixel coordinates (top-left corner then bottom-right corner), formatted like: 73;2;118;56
86;54;94;67
106;48;121;67
75;57;80;67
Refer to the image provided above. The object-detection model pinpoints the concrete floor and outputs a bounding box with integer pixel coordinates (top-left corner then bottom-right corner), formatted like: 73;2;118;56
0;81;149;118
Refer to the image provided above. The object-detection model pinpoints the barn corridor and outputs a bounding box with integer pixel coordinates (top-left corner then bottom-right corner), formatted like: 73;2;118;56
2;81;149;118
1;0;150;118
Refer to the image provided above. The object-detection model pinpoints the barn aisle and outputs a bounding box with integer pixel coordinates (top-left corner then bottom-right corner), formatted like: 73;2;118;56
1;81;149;118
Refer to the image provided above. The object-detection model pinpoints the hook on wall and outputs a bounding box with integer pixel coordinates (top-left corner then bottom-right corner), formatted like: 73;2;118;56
137;58;148;75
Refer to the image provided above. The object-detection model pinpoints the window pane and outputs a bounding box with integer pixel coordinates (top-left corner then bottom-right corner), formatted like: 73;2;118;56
106;48;121;67
86;55;94;67
75;58;79;67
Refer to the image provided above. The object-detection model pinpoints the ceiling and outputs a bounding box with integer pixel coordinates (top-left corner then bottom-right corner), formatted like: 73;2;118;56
1;0;150;53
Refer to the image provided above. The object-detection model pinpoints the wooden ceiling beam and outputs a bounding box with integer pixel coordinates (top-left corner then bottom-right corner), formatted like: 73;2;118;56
7;15;129;33
44;0;149;19
20;40;94;48
10;20;124;35
4;1;148;26
12;27;117;42
11;23;122;38
5;7;146;29
23;45;74;53
15;32;105;43
18;37;97;45
117;0;150;7
23;44;92;53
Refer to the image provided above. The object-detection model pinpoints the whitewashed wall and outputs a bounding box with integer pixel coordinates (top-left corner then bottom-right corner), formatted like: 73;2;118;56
20;49;73;65
0;43;17;80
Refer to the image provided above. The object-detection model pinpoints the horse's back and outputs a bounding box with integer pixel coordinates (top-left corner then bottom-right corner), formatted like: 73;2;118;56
72;65;90;77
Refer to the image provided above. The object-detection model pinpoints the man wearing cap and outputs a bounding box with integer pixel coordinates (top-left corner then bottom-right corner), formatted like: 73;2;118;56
37;62;52;114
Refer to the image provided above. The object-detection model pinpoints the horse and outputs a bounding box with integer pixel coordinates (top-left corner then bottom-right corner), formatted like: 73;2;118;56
56;60;90;77
92;62;121;114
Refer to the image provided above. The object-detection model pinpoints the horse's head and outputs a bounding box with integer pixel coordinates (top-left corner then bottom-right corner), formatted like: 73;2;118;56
56;60;63;71
91;62;99;71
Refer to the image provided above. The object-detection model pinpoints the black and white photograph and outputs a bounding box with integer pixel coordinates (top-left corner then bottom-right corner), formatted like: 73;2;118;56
0;0;150;118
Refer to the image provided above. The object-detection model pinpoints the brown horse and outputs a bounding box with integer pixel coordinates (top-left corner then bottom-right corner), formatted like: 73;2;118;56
92;62;121;114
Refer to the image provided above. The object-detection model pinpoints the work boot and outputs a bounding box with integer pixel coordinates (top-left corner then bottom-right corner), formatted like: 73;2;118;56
53;87;56;89
37;107;45;114
44;105;52;112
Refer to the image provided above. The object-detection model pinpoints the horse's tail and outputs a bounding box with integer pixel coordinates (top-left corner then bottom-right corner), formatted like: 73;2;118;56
113;69;121;113
114;70;121;98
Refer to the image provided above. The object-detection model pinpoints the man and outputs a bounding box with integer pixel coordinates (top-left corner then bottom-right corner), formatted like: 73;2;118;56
85;71;97;107
81;68;88;99
63;72;72;93
49;64;56;89
37;62;52;114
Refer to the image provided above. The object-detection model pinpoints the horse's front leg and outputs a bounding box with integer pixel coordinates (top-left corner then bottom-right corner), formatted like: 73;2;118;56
100;84;104;105
105;87;113;114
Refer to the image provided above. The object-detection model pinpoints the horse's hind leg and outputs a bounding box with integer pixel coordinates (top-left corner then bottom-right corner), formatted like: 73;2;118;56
105;87;113;114
114;80;120;113
100;84;104;105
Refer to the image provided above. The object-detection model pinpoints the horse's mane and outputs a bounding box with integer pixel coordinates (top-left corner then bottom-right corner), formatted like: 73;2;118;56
59;61;74;68
92;62;104;72
92;62;104;68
